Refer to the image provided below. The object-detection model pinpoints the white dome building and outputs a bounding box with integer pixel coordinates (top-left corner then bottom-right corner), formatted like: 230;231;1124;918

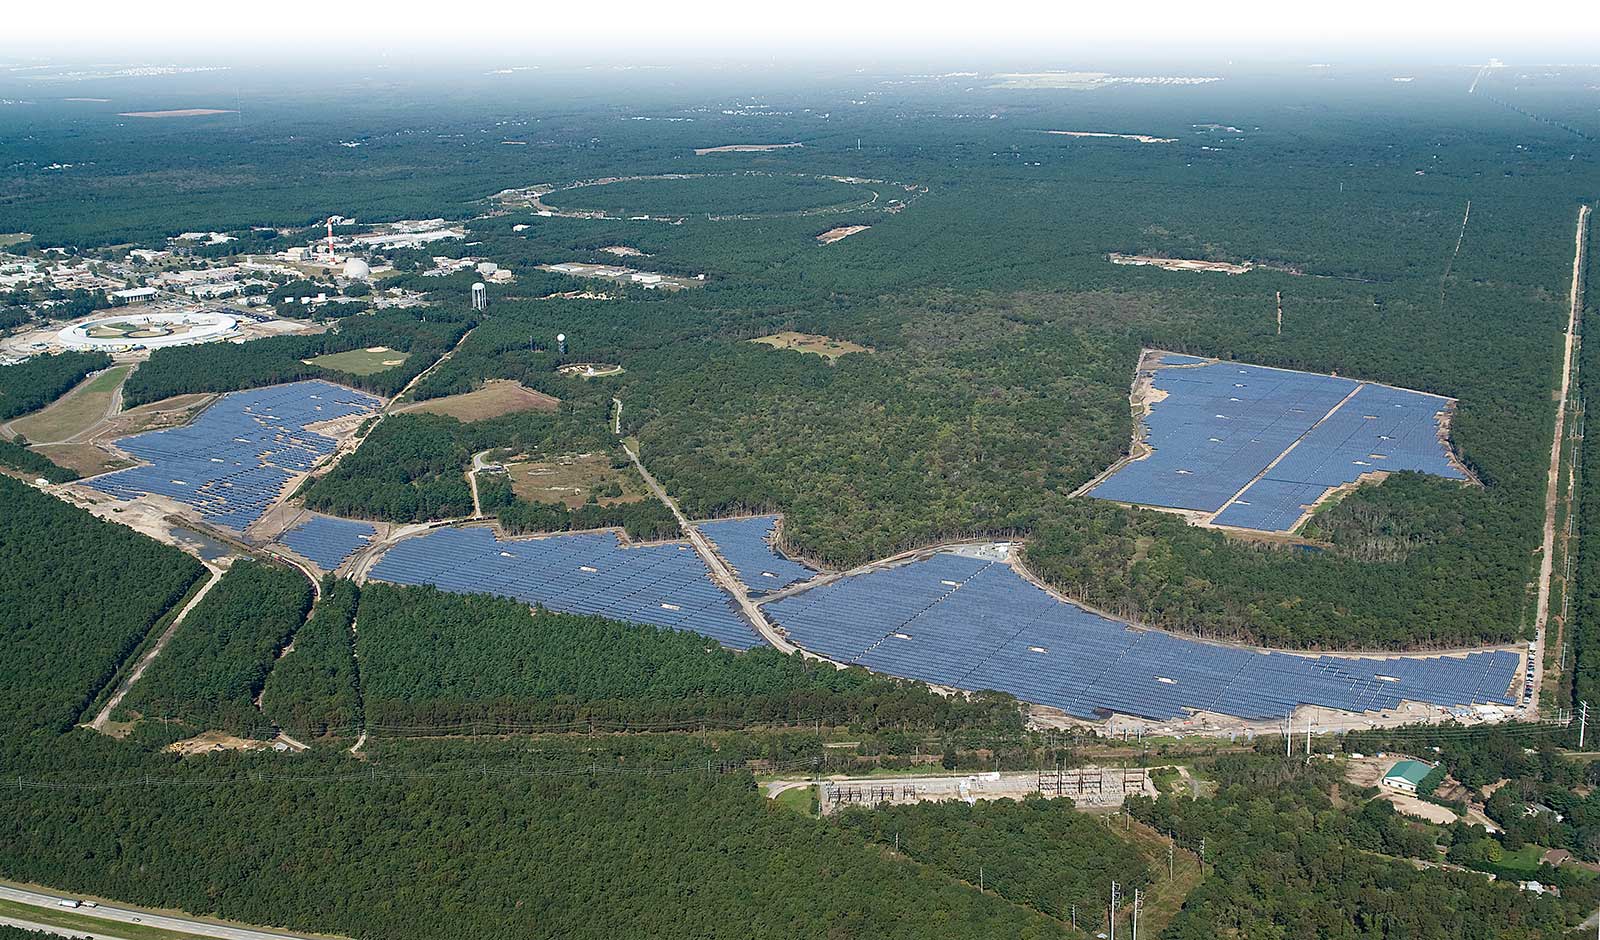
342;257;372;280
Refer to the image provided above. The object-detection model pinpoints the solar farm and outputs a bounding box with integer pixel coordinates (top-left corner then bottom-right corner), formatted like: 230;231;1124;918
280;515;378;571
367;525;761;649
695;515;817;594
85;381;382;531
761;551;1521;722
1090;354;1466;533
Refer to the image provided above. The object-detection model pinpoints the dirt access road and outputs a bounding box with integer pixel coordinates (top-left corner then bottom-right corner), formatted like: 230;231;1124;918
88;565;224;733
1532;203;1590;715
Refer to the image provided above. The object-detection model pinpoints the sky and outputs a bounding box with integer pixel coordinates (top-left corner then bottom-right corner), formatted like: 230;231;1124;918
4;0;1598;63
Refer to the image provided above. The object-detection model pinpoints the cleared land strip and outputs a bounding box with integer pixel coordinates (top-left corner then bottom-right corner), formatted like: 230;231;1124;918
89;565;223;732
1532;204;1591;717
0;884;325;940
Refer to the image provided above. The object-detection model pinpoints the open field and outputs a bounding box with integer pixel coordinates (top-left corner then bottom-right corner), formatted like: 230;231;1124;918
0;232;30;247
30;441;132;477
750;331;872;362
10;365;131;443
694;143;803;155
816;225;871;244
117;109;237;118
505;451;646;508
398;380;559;422
305;346;410;375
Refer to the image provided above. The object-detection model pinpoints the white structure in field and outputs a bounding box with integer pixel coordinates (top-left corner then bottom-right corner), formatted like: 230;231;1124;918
59;310;236;350
342;257;372;280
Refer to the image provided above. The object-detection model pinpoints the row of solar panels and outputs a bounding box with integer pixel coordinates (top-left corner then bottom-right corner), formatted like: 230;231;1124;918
87;381;381;531
762;552;1519;721
1091;359;1463;533
694;515;817;594
367;525;762;650
280;515;378;571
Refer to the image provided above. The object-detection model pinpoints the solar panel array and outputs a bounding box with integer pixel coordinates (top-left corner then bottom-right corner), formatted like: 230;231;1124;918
88;381;381;531
280;515;377;571
695;515;816;594
367;525;761;650
763;552;1519;721
1091;359;1464;532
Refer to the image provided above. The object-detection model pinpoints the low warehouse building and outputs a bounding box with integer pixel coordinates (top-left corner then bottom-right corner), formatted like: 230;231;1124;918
1381;760;1435;794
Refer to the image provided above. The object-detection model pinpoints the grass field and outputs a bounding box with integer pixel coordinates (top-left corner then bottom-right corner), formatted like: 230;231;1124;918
0;232;31;247
505;451;645;508
400;380;559;422
307;347;410;375
750;331;872;363
10;365;131;443
771;785;818;816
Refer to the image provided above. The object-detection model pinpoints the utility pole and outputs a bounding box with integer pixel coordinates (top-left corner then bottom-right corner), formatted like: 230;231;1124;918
1168;836;1175;878
1581;701;1590;749
1070;904;1077;931
1132;889;1142;940
1109;881;1120;940
1286;711;1292;756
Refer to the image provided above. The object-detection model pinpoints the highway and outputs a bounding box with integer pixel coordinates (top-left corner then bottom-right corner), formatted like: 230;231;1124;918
0;884;322;940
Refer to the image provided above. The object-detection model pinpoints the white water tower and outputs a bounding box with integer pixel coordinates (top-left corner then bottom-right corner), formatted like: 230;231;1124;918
556;332;567;355
471;282;487;312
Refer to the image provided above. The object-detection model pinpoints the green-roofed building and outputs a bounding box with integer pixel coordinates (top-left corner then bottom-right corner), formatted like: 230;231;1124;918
1382;760;1435;794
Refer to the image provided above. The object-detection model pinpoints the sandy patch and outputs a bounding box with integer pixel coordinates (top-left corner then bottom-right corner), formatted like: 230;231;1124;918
816;225;871;244
118;109;237;118
1046;130;1178;144
751;331;872;363
598;246;648;257
1110;253;1252;274
694;143;802;155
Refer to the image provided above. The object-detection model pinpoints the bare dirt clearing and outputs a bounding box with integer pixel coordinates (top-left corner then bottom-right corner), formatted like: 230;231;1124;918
118;109;237;118
557;362;625;379
816;225;871;244
1109;252;1252;274
694;143;802;155
397;380;559;422
165;730;275;756
598;245;648;257
751;331;872;363
504;452;646;508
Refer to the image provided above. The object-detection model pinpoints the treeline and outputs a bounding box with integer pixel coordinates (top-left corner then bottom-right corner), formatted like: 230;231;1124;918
301;414;474;520
838;797;1152;926
261;579;361;739
480;471;680;541
120;311;468;406
1127;754;1599;939
0;351;111;419
0;438;77;482
0;751;1055;940
118;561;313;737
1570;210;1600;714
0;475;202;735
354;582;1025;732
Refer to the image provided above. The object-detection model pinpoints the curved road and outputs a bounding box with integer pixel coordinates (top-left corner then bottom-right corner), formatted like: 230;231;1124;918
0;884;322;940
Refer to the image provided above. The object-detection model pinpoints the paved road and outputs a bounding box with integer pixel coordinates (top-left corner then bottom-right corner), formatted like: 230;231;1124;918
0;885;321;940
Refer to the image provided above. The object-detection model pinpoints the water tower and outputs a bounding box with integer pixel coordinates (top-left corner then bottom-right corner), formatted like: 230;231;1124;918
471;282;487;312
556;333;567;355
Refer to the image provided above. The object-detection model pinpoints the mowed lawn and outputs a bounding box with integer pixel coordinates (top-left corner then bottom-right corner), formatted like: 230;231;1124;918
10;364;132;443
307;347;410;375
398;380;560;422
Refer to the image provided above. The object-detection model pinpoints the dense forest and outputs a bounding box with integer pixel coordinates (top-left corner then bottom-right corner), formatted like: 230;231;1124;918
0;475;201;734
117;561;313;737
838;798;1153;927
260;578;362;739
0;351;110;420
1127;754;1599;939
354;583;1025;732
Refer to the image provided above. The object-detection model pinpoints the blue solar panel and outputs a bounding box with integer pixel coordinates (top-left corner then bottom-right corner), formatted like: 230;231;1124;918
367;525;762;649
281;515;377;571
695;515;816;594
764;552;1520;722
86;381;381;531
1091;359;1464;532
